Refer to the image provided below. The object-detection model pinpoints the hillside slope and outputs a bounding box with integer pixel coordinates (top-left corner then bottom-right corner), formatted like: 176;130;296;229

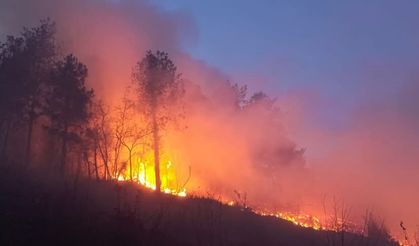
0;165;398;246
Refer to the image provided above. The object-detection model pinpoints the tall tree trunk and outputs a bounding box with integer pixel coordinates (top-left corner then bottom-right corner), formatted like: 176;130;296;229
1;120;12;159
129;149;133;181
24;115;34;166
98;139;111;180
143;161;147;185
74;151;82;189
113;141;121;177
60;124;68;175
104;159;111;180
93;145;99;180
102;157;111;180
152;112;161;192
84;151;91;180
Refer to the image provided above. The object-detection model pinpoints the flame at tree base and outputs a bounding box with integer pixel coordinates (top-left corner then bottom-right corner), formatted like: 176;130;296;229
115;156;187;197
113;155;401;244
225;201;325;231
116;174;187;197
116;177;403;245
115;159;338;234
257;211;323;230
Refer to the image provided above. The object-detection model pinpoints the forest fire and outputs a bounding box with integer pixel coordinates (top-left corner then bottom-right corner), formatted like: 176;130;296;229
115;156;187;197
113;146;327;232
0;0;414;245
225;200;325;231
258;211;323;230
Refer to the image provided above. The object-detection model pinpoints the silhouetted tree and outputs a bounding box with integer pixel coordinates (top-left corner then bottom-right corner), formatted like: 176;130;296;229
133;50;184;192
114;91;150;181
0;19;57;165
89;100;113;179
113;90;134;179
84;126;100;180
0;20;56;163
0;35;26;158
231;83;248;109
247;92;274;107
365;213;393;245
45;54;93;174
21;19;57;166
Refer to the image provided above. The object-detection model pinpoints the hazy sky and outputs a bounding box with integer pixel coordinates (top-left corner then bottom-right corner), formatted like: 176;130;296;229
153;0;419;129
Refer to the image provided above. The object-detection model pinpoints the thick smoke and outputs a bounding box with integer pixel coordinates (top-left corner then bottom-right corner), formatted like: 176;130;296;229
0;0;196;102
0;0;307;205
282;68;419;237
2;0;419;240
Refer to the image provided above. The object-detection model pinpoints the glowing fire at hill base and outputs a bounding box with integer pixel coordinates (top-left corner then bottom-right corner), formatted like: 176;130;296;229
116;157;187;197
114;154;401;245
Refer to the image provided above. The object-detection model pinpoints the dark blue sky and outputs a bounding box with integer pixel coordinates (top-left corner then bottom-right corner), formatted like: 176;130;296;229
153;0;419;128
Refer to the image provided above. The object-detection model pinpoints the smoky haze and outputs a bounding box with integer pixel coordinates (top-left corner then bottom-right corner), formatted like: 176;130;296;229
1;0;418;240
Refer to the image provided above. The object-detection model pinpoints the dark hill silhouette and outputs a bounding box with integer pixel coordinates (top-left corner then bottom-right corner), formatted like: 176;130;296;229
0;164;398;246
